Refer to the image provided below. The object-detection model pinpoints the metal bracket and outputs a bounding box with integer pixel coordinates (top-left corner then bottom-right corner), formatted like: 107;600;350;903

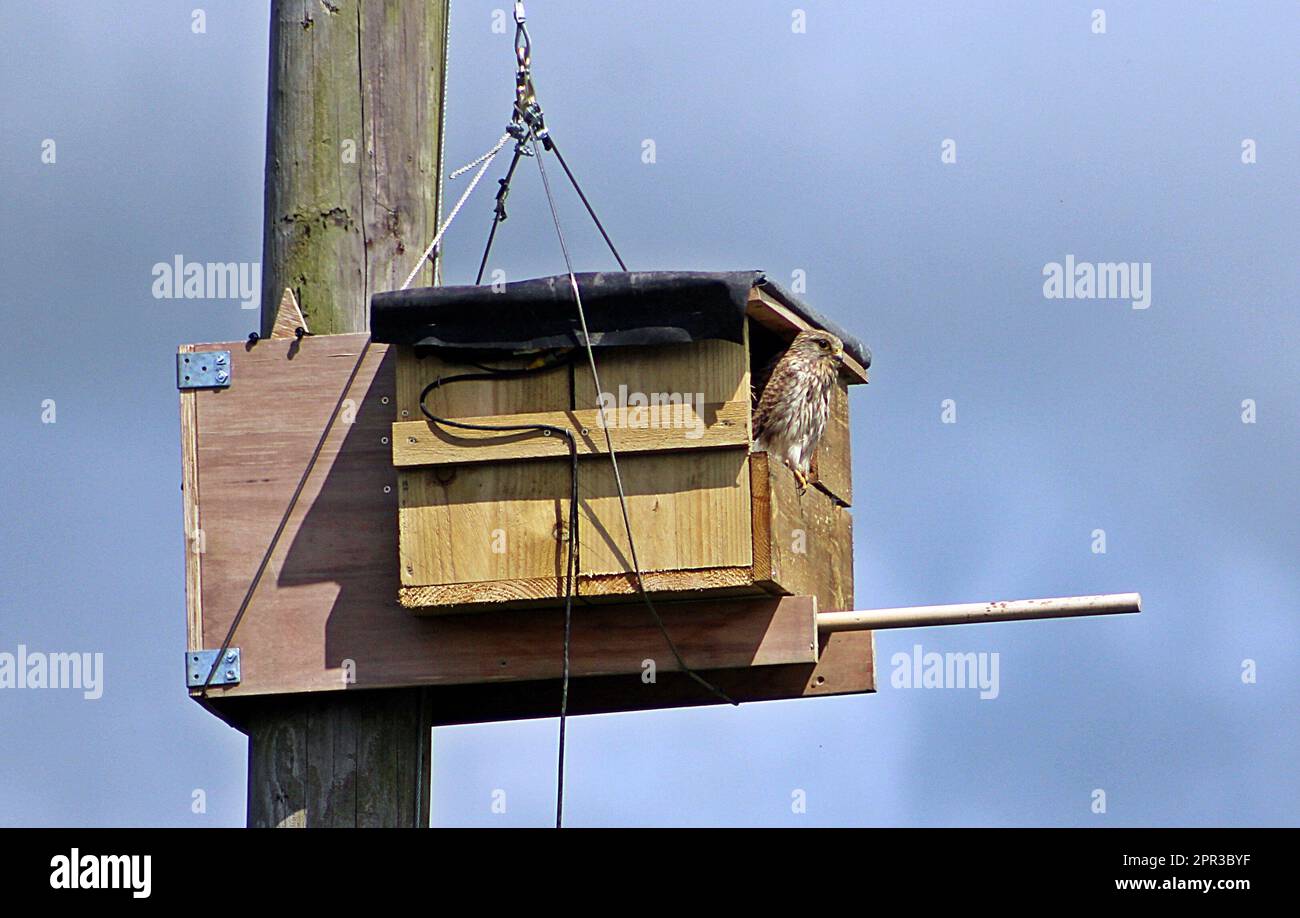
177;351;231;389
185;648;241;688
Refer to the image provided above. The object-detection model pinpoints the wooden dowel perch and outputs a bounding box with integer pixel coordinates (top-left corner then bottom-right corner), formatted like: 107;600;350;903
816;592;1142;633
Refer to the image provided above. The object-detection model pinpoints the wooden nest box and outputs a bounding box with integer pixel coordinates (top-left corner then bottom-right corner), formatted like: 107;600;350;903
374;271;870;614
179;271;876;725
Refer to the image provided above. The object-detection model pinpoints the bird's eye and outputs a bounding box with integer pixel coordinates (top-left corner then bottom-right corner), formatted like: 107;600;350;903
817;339;830;350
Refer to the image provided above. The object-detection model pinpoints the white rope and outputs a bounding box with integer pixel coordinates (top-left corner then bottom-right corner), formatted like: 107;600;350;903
400;131;512;290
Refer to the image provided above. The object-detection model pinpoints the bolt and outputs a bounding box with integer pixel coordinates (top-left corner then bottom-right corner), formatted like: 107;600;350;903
215;370;229;383
225;669;235;679
225;652;236;663
214;353;227;366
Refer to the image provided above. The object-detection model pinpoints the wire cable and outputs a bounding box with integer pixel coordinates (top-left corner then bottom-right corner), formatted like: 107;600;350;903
542;137;627;271
417;355;580;828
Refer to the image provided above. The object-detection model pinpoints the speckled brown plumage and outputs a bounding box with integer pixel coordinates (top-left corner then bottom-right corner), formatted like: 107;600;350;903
752;329;845;491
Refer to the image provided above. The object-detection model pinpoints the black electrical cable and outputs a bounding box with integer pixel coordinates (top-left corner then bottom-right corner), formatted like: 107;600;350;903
417;354;579;828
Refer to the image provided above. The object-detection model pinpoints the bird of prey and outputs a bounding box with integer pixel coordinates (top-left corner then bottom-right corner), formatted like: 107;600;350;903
752;329;845;492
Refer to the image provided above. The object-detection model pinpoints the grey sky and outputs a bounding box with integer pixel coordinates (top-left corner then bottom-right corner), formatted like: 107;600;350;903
1;1;1296;826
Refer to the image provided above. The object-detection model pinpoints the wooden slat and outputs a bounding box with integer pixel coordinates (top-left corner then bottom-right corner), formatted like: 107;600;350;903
572;337;751;413
395;345;573;589
746;288;869;384
399;565;760;612
576;449;753;577
179;345;203;653
391;400;749;467
394;347;567;421
404;626;876;727
392;595;816;684
751;452;855;611
810;379;853;506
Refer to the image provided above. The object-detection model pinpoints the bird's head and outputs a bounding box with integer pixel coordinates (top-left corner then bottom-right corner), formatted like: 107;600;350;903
792;329;845;367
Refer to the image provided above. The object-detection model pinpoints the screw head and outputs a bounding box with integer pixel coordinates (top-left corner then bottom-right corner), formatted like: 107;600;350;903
215;370;229;383
214;353;227;366
225;653;236;663
225;669;235;679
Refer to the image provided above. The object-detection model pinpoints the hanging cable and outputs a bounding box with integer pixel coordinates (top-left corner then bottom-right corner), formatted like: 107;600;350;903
418;353;580;828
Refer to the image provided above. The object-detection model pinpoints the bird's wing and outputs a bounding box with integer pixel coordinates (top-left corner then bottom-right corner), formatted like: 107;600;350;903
751;359;787;443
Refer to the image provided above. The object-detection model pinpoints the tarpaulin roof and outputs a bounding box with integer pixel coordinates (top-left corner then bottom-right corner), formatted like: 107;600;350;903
370;270;870;369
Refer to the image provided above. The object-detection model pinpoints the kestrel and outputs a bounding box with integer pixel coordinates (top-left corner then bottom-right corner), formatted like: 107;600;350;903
752;329;845;492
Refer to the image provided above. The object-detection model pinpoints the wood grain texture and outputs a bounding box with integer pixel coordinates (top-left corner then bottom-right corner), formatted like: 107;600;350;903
179;346;203;653
573;338;752;412
399;565;761;612
576;449;753;577
751;452;855;611
248;0;444;830
260;0;448;337
269;287;308;339
395;346;573;589
810;379;853;506
391;400;749;467
246;688;431;828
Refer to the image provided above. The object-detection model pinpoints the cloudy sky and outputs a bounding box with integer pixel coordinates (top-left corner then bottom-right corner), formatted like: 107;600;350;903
1;1;1296;826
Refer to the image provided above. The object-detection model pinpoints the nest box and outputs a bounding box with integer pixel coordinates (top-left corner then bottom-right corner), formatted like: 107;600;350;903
178;271;876;727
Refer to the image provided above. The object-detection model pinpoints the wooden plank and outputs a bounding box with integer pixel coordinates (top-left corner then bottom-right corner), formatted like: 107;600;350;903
746;288;869;384
399;461;571;587
810;379;853;506
576;449;753;577
179;345;203;653
395;345;574;589
572;337;751;412
752;452;855;611
269;287;308;340
399;565;760;612
394;347;568;421
391;400;750;468
390;595;816;684
401;627;876;727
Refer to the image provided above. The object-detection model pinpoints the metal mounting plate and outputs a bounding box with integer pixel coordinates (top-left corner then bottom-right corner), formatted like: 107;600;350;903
186;648;241;688
178;351;231;389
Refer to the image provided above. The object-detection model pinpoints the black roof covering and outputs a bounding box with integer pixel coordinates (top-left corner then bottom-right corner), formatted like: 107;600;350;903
370;270;870;369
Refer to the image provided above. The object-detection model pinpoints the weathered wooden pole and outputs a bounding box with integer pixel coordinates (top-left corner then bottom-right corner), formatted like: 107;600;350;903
247;0;448;828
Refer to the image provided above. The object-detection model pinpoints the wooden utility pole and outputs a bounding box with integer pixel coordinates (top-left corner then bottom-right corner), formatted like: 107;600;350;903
247;0;448;828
